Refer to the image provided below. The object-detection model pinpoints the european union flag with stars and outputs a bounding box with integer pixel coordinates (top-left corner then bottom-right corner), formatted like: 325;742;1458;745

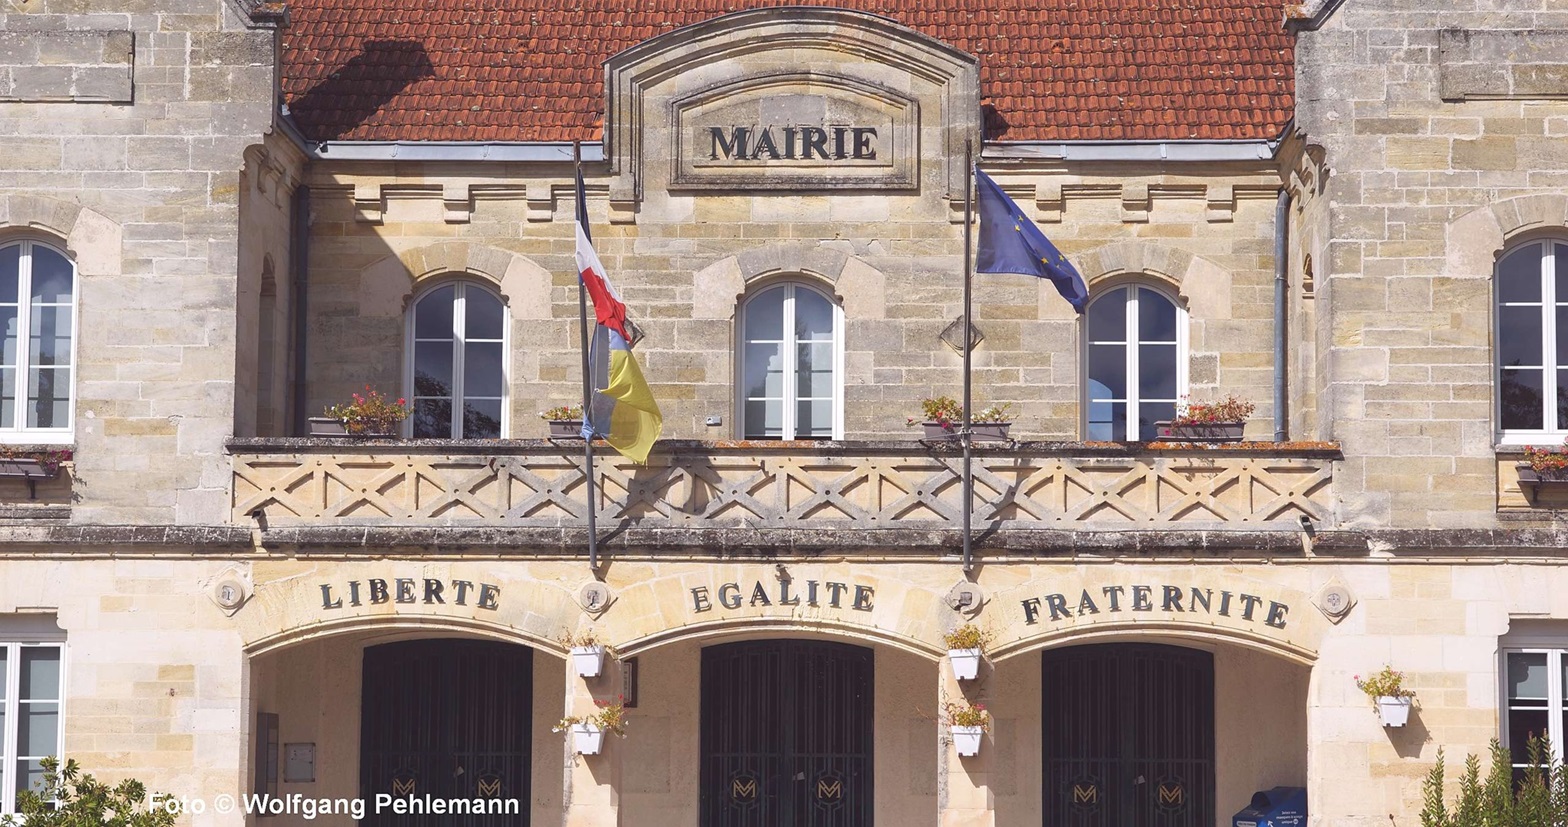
975;167;1089;313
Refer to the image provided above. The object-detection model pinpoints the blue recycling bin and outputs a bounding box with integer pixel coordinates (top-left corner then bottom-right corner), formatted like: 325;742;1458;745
1232;786;1306;827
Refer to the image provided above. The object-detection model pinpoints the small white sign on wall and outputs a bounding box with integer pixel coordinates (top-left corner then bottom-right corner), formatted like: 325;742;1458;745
284;743;316;783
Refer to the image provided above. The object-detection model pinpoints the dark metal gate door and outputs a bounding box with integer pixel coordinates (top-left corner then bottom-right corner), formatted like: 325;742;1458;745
700;640;874;827
360;639;532;826
1041;644;1213;827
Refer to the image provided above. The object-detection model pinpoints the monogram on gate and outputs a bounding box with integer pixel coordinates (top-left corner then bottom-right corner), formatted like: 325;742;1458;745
1072;784;1099;805
391;776;416;796
1157;780;1185;810
477;774;502;798
732;777;757;802
817;779;841;801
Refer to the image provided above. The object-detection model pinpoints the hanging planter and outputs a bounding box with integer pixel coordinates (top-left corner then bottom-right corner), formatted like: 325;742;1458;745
1376;696;1412;728
951;725;984;756
571;723;605;755
948;648;982;681
570;644;607;678
1356;665;1416;728
944;700;990;757
941;624;993;682
555;697;627;756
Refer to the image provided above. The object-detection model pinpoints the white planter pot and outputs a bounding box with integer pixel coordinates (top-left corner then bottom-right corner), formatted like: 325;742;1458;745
948;648;982;681
1377;696;1412;727
572;723;605;755
951;725;984;756
571;645;606;678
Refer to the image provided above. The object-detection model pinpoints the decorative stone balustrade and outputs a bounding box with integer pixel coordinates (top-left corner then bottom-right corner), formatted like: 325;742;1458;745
229;440;1338;539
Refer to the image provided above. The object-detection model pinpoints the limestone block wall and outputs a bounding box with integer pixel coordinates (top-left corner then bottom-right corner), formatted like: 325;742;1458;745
0;560;248;827
1294;1;1568;530
299;161;1286;443
0;0;277;524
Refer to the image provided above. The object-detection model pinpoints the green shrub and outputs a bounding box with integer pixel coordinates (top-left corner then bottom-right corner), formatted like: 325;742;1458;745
0;757;176;827
1420;736;1567;827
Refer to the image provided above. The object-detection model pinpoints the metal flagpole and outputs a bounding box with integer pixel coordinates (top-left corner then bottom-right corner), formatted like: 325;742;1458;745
962;140;975;573
573;141;601;573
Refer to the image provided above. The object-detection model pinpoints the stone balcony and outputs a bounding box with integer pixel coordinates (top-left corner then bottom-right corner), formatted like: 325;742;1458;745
227;439;1343;556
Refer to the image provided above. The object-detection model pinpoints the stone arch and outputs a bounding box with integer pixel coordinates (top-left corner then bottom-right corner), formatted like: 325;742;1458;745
1067;240;1234;321
615;616;943;662
693;242;887;321
0;194;121;279
989;620;1317;667
357;241;552;320
1447;193;1568;280
244;614;566;659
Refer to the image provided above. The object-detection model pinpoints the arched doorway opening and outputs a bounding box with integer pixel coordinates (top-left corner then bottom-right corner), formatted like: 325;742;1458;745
700;640;873;826
359;639;532;826
247;630;561;826
1041;643;1213;827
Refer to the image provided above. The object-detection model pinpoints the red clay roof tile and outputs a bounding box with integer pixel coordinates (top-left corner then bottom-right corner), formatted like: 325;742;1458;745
280;0;1293;144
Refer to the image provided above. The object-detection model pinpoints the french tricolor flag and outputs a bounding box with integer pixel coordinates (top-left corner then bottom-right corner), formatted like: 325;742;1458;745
574;213;632;345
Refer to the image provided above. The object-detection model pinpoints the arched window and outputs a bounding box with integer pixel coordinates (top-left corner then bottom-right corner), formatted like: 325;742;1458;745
0;241;76;441
1084;284;1185;441
738;282;843;440
1497;239;1568;440
407;281;507;439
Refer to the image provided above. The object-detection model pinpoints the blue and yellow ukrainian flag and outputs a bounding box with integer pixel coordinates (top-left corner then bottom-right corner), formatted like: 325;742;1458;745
584;326;663;464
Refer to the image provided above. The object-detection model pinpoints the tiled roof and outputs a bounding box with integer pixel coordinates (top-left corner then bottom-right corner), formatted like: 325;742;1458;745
280;1;1294;144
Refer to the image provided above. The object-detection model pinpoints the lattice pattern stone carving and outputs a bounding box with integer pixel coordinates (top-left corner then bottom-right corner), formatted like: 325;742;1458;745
231;446;1334;529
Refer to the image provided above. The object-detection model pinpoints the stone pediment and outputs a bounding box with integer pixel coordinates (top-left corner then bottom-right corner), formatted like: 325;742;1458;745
604;7;978;208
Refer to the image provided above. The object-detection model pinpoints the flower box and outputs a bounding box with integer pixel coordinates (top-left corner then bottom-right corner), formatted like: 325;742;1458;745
571;644;606;678
970;422;1012;442
1155;421;1246;443
308;416;347;436
921;421;959;441
919;422;1011;442
0;458;59;480
1516;465;1568;501
308;417;395;438
548;419;585;439
948;648;982;681
1376;696;1411;727
951;725;984;756
572;723;605;755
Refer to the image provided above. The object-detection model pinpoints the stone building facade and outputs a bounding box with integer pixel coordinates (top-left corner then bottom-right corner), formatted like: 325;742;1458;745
2;0;1568;826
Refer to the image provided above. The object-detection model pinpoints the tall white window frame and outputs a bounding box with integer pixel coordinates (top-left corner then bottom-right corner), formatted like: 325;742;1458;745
1082;283;1187;441
0;240;77;444
1;641;66;814
404;280;509;440
1495;239;1568;443
736;281;845;441
1500;646;1568;781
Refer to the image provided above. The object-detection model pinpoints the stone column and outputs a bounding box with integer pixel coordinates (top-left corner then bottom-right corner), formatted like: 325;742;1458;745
939;653;996;826
562;650;623;827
